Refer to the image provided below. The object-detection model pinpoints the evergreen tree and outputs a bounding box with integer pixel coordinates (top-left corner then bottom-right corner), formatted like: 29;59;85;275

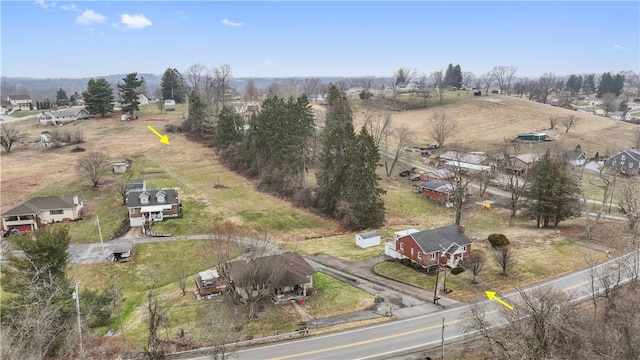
215;105;242;148
566;74;583;95
583;74;595;94
160;68;188;103
522;150;582;227
186;89;208;137
56;88;68;102
444;64;463;89
337;127;386;230
316;84;356;215
118;72;144;118
83;78;114;116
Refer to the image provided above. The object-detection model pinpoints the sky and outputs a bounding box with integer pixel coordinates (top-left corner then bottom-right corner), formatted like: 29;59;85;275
1;1;639;79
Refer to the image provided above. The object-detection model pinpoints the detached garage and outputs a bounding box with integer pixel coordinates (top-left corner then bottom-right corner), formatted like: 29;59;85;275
355;231;381;248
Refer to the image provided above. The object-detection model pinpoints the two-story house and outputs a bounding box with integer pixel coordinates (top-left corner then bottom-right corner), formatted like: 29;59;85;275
7;95;33;111
605;148;640;176
126;189;181;227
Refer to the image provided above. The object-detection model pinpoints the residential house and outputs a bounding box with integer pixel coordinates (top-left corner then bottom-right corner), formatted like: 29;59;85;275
503;153;540;175
126;188;181;227
226;252;315;303
562;146;587;167
395;82;418;92
355;231;381;248
415;181;456;205
7;95;33;111
605;148;640;176
1;195;84;233
577;107;596;115
438;151;493;174
390;225;472;270
124;180;146;202
38;107;90;126
420;169;455;182
138;94;149;106
195;268;230;297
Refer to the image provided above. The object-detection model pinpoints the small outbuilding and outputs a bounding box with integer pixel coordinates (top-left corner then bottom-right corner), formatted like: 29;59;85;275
355;231;381;248
112;162;129;174
112;243;132;262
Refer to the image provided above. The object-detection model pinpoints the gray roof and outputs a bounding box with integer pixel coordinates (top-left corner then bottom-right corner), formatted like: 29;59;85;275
227;252;315;288
8;94;32;101
2;195;83;216
426;169;455;179
49;107;89;117
408;225;472;254
127;189;179;208
416;181;455;194
358;231;380;239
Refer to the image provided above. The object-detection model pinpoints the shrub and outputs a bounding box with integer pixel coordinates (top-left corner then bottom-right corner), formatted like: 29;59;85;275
488;233;510;248
451;264;466;275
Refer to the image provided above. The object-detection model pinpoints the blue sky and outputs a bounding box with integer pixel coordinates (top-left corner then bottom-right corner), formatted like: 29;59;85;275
1;1;638;79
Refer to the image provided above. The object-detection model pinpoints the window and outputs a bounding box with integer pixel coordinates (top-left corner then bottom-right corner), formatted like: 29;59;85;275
630;162;634;169
410;248;414;257
430;253;436;260
129;208;135;215
462;246;467;252
49;209;64;215
400;243;404;251
621;155;626;161
418;251;422;260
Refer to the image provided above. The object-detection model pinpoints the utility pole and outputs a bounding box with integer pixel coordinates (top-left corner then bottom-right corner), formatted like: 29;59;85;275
433;262;441;304
73;281;84;358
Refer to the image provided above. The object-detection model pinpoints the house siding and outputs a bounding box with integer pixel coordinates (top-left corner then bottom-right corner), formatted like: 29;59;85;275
395;232;471;268
420;188;453;204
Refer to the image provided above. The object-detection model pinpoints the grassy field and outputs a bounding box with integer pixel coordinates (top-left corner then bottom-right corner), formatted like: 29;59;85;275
2;92;633;351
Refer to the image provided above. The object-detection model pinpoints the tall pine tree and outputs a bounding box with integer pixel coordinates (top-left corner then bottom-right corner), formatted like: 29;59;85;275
83;78;114;116
160;68;188;103
118;72;144;118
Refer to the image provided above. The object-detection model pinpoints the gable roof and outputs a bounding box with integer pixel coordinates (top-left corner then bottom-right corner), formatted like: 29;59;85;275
416;181;455;194
405;225;472;254
49;107;89;117
358;231;380;239
425;169;455;179
2;195;83;216
127;189;178;208
439;151;487;165
227;252;315;288
513;153;539;164
8;94;32;101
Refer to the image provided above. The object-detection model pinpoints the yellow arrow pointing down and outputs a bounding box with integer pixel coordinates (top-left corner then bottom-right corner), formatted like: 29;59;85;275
485;290;514;310
147;125;170;145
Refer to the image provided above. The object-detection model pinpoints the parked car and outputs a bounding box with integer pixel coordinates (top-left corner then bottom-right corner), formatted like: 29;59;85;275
399;170;411;177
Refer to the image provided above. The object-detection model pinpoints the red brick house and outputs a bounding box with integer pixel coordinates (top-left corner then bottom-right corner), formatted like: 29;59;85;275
420;168;455;182
415;181;456;204
394;225;472;269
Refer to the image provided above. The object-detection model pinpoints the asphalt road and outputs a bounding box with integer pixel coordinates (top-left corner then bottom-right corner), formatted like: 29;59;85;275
183;249;639;360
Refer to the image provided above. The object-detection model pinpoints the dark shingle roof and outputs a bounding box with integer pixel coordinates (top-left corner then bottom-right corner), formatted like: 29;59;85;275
2;195;83;216
126;189;178;208
409;225;472;254
416;181;455;193
227;252;315;288
49;107;88;117
8;94;32;101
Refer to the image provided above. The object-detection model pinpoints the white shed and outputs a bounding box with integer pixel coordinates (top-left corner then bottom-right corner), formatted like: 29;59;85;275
395;229;419;240
355;231;381;248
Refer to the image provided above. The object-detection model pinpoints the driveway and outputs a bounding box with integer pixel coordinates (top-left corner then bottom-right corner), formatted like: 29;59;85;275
0;114;35;123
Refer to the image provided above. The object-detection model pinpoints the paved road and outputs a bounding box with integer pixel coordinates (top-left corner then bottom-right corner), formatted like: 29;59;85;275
0;113;35;123
185;249;640;360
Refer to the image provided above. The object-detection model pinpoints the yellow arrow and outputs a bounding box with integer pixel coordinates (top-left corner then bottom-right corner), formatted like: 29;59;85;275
147;125;170;145
485;291;514;310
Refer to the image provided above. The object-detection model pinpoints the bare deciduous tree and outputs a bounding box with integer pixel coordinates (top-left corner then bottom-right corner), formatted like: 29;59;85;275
428;112;456;148
633;127;640;149
462;250;485;284
0;123;26;153
393;67;418;86
116;179;129;205
462;71;475;93
77;151;109;187
442;145;479;226
204;299;237;360
429;70;444;103
176;261;189;296
499;141;530;226
243;79;260;101
581;165;618;240
562;115;579;133
301;77;323;96
548;116;560;130
480;72;494;95
617;177;640;234
362;110;392;148
600;92;617;117
384;125;411;177
493;245;515;277
144;279;171;360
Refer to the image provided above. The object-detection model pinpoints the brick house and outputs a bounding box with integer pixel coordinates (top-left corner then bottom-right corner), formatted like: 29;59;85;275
392;225;472;270
415;181;456;205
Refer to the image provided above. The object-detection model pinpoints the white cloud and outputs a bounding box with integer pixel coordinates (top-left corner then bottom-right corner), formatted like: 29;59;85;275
120;14;153;29
77;10;106;25
222;18;242;27
34;0;52;9
60;4;80;12
612;44;625;50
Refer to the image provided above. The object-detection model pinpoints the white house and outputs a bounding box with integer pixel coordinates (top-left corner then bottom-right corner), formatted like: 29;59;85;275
138;94;149;106
7;95;33;111
38;107;90;125
355;231;381;248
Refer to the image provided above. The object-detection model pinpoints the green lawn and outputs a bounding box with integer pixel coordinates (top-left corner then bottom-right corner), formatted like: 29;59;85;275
6;109;41;117
305;273;375;318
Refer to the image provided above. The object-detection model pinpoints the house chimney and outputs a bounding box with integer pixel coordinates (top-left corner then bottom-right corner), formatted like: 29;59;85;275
73;195;79;205
458;225;465;233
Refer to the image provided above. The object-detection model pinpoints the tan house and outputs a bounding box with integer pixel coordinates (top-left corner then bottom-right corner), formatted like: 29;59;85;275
7;95;33;111
503;153;540;175
38;107;90;125
1;195;84;233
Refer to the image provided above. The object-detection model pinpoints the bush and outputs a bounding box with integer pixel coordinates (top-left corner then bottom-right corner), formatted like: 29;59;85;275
451;264;466;275
488;233;510;248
